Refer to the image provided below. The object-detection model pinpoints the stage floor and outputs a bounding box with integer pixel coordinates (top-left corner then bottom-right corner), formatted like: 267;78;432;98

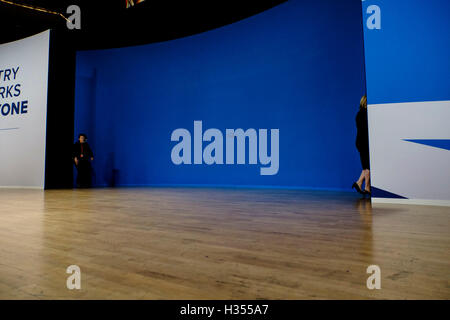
0;187;448;299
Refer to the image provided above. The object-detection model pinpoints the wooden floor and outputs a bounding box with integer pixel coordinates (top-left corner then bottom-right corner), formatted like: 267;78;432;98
0;187;448;300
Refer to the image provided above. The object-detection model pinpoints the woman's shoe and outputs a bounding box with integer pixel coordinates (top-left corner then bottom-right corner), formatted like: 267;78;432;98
352;182;364;194
364;189;371;197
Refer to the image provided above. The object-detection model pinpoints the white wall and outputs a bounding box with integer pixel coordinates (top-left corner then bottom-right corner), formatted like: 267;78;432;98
368;101;450;206
0;30;50;189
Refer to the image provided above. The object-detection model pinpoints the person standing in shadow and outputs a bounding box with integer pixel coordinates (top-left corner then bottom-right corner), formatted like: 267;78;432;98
352;95;371;196
73;133;94;188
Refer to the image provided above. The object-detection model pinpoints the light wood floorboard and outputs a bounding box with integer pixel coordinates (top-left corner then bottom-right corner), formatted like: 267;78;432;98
0;187;448;299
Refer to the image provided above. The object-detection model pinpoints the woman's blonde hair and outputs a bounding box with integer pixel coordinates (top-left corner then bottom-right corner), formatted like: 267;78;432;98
360;95;367;109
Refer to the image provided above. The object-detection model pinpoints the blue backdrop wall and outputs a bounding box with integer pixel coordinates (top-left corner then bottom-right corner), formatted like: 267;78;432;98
362;0;450;105
75;0;366;190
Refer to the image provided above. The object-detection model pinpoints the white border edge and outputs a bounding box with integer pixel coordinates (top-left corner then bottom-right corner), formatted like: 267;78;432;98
372;197;450;207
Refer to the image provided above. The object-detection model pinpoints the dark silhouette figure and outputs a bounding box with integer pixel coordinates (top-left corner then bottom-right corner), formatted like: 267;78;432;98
352;95;371;196
73;133;94;188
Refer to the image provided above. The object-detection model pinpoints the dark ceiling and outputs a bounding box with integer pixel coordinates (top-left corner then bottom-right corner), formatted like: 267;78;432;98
0;0;287;50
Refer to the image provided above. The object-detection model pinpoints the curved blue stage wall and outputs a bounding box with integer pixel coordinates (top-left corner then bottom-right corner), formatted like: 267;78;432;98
75;0;366;190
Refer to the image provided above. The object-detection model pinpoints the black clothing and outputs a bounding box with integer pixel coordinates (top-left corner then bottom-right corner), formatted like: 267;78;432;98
76;159;92;187
358;149;370;171
73;142;94;187
73;141;94;160
355;108;370;170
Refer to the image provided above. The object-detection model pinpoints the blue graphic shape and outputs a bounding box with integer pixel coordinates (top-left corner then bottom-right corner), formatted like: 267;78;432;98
371;186;407;199
404;139;450;151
